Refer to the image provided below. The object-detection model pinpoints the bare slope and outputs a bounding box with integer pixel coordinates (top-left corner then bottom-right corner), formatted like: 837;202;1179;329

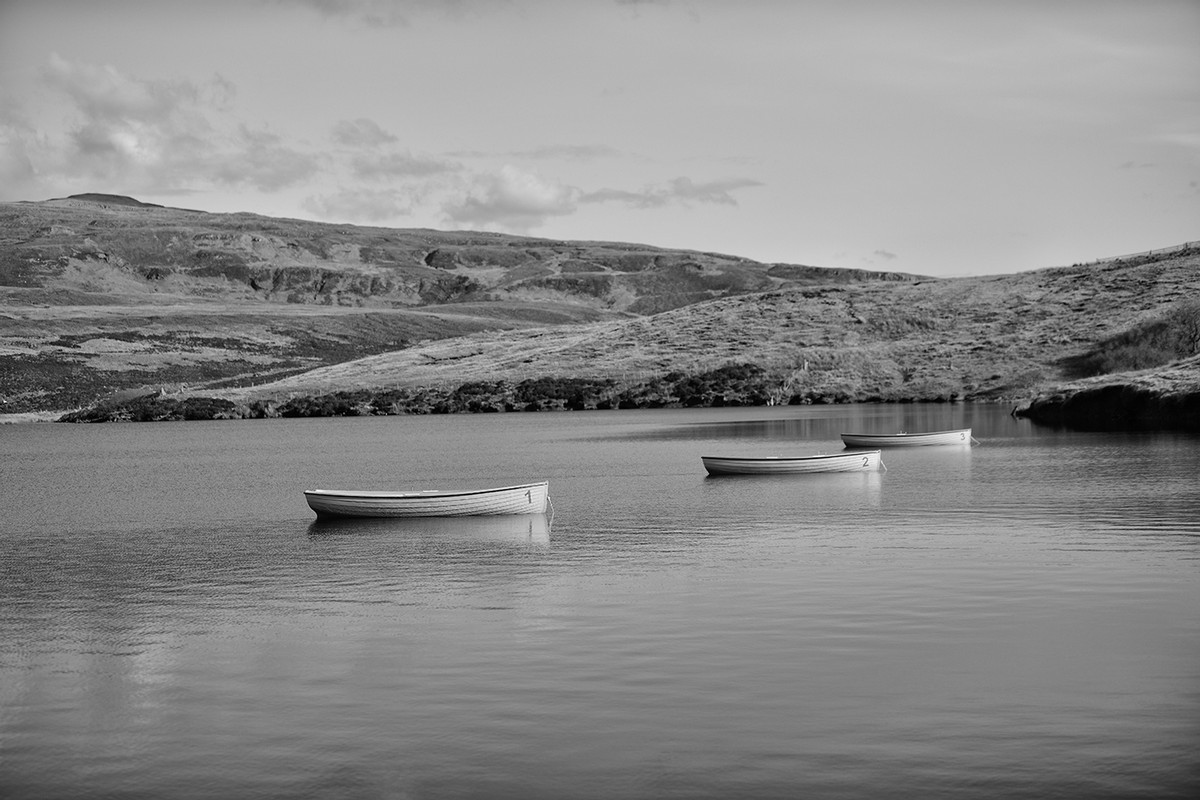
0;195;913;312
2;196;1197;421
0;195;914;413
216;246;1200;406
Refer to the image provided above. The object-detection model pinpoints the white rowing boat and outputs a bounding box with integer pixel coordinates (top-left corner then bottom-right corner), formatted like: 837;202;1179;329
304;481;549;519
702;450;883;475
840;428;973;447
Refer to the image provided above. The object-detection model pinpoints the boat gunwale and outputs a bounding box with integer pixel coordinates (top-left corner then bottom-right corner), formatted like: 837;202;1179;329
840;428;972;446
839;428;970;439
700;450;882;463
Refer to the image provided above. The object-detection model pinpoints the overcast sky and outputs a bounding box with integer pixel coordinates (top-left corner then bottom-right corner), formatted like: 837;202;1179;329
1;0;1197;277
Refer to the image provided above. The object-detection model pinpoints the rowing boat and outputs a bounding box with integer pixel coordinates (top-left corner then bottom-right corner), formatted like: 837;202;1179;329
701;450;883;475
840;428;973;447
304;481;549;519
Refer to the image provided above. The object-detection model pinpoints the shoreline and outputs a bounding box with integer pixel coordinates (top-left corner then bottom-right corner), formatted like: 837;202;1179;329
0;411;69;424
1013;355;1200;432
10;388;1193;432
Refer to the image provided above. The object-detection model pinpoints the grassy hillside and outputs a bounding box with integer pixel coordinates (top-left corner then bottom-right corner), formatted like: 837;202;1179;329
0;195;912;413
208;247;1199;410
2;195;1198;427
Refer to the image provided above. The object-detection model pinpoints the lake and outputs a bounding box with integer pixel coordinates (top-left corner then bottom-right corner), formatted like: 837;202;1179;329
2;404;1198;799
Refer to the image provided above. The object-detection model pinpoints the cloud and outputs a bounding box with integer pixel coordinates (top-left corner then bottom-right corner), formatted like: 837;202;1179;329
14;54;317;194
209;125;320;191
303;187;418;221
331;117;398;148
38;53;220;185
277;0;482;28
0;95;39;189
330;117;458;181
350;151;459;180
275;0;416;27
0;126;37;187
446;143;624;160
436;170;763;236
614;0;682;15
442;165;577;232
43;52;215;122
1150;131;1200;152
517;144;622;160
446;144;621;161
581;176;762;208
873;249;897;260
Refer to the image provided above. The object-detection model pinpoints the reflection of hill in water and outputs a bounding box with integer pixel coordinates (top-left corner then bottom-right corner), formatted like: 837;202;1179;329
618;404;1041;445
308;513;550;545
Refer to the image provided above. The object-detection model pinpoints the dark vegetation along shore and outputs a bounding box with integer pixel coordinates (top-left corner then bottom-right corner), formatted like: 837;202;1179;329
2;194;1198;430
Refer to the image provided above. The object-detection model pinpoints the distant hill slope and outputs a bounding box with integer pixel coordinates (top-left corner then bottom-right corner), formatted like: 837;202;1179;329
1;194;915;314
217;245;1200;408
1;195;1197;423
0;195;914;413
48;193;167;209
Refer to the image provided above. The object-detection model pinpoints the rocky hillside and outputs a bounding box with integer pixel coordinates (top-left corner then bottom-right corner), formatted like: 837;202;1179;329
0;194;913;313
2;195;1198;427
213;245;1200;409
0;195;912;413
1015;354;1200;431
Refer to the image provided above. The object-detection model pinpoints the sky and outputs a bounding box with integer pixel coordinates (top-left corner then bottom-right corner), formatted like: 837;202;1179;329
1;0;1197;277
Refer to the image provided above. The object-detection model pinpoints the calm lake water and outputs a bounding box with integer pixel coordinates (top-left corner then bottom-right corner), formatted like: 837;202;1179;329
2;404;1198;799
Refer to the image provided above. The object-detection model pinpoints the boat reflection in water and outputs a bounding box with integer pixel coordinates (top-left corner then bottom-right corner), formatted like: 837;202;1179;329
878;439;974;477
307;512;551;546
702;468;884;509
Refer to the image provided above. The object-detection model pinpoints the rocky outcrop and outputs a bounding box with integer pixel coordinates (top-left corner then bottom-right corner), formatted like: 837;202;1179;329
1;196;919;313
1015;355;1200;431
1016;384;1200;431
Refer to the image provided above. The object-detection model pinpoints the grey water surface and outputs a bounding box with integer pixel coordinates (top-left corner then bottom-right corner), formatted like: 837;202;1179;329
2;404;1198;799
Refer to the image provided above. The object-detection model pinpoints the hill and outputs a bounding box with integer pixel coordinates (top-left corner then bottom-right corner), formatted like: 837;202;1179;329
210;246;1200;416
2;195;1198;428
0;194;913;413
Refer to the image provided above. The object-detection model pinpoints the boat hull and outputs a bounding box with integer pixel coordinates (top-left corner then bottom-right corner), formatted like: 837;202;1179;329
304;481;549;518
702;450;882;475
841;428;972;447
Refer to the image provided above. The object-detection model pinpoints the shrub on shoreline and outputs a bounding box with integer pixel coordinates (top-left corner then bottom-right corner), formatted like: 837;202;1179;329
1064;299;1200;377
57;360;981;422
59;394;241;423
